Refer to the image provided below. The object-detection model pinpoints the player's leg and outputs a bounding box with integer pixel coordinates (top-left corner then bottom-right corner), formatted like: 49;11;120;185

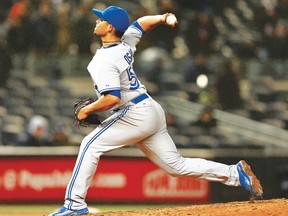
62;109;131;209
136;101;263;197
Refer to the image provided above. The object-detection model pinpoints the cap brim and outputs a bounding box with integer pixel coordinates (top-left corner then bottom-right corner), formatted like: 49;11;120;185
92;9;104;19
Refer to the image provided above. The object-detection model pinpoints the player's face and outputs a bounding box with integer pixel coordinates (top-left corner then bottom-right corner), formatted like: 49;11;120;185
94;19;110;36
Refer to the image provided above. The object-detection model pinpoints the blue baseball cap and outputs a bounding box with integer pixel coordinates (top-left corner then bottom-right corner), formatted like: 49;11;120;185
92;6;130;33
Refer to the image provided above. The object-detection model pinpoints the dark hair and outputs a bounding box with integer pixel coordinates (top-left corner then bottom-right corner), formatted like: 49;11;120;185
115;29;124;38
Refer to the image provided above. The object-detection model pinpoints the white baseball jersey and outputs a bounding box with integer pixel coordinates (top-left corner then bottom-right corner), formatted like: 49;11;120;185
63;22;240;210
87;23;147;110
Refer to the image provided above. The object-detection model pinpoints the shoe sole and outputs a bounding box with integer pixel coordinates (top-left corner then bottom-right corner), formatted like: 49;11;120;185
240;160;263;200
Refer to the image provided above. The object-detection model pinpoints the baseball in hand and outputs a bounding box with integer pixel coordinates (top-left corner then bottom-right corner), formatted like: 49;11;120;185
166;15;177;26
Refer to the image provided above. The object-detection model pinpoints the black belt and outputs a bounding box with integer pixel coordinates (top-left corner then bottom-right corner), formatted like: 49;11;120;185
131;93;149;104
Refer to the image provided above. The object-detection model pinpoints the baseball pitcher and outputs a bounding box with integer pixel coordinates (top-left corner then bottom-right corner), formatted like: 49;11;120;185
50;6;262;216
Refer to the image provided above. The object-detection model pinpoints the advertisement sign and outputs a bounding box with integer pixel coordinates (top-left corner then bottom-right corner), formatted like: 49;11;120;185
0;157;209;202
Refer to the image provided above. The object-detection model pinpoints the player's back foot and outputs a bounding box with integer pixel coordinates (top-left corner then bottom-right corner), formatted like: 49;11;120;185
237;160;263;199
49;206;89;216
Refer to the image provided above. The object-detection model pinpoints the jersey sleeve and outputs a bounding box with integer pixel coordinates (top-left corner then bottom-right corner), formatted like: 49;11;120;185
122;21;144;51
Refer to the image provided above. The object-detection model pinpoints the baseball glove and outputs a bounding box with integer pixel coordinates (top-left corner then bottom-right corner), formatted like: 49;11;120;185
74;98;101;127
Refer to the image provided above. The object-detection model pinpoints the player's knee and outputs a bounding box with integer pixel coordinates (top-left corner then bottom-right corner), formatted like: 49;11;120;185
164;168;183;177
163;156;187;177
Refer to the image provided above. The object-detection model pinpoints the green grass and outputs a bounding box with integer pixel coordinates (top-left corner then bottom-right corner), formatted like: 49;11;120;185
0;205;57;216
0;204;182;216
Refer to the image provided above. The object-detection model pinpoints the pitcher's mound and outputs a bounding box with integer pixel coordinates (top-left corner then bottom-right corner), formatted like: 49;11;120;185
88;198;288;216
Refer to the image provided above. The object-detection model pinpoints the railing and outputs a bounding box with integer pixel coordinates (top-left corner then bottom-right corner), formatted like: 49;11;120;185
159;96;288;150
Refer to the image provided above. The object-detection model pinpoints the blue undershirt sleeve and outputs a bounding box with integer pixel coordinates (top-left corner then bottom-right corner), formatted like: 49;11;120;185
102;90;121;99
131;21;145;34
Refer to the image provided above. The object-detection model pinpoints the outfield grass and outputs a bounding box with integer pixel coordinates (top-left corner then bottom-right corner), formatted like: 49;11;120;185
0;204;182;216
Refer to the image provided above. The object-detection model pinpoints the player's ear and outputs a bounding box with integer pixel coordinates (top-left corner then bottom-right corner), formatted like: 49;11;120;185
107;23;115;33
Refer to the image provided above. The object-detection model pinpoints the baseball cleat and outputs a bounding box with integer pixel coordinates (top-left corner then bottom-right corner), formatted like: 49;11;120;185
237;160;263;199
49;206;89;216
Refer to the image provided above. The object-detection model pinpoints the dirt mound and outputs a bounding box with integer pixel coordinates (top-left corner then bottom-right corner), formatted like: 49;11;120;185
89;199;288;216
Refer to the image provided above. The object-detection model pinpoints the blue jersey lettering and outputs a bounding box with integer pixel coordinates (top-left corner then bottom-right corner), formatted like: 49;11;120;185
124;49;133;65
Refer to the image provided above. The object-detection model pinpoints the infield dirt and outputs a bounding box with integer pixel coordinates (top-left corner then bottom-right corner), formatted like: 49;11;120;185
89;198;288;216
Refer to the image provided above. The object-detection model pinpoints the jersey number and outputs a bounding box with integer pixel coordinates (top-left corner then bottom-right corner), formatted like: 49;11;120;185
126;66;140;90
124;50;139;90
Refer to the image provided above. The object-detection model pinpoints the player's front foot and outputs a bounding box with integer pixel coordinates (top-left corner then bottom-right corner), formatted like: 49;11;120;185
49;206;89;216
237;160;263;199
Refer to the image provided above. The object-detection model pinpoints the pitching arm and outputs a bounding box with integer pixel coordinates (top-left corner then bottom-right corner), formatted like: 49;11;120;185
137;13;178;32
